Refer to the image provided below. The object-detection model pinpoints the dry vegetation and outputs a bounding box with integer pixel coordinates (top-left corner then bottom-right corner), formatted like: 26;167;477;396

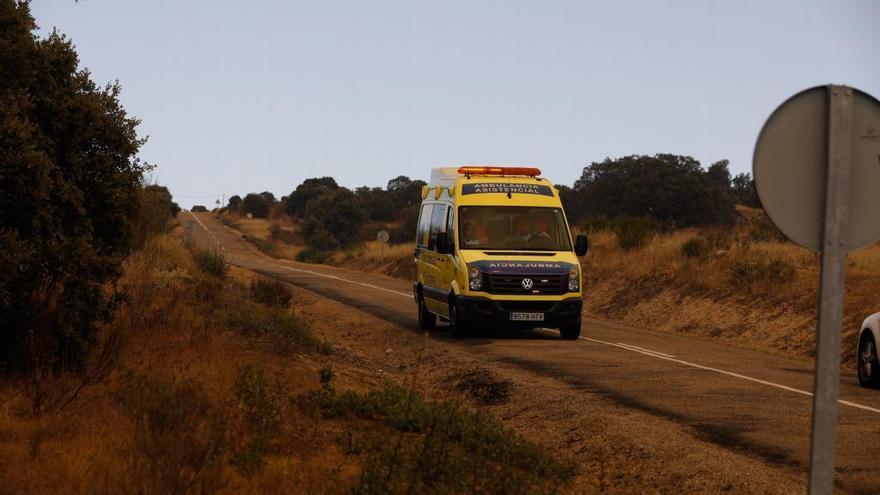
580;209;880;365
0;234;574;494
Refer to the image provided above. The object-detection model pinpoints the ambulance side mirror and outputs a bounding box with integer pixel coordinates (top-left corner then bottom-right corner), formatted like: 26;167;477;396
435;232;453;255
574;234;589;256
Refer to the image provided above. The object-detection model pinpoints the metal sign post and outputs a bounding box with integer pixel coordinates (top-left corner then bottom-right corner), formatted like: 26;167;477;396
754;84;880;494
808;85;853;495
377;230;390;261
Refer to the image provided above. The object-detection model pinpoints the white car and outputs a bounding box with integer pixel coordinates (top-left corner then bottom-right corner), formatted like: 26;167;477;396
858;313;880;388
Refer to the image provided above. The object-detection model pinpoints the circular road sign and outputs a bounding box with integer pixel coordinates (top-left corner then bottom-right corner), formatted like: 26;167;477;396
754;86;880;251
376;230;390;243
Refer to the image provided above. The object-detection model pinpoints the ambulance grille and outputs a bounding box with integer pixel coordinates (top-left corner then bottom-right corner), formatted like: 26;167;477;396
484;274;567;295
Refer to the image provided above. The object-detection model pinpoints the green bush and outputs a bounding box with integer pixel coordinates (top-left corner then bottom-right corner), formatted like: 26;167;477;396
731;258;795;286
226;304;330;355
193;249;228;278
579;215;612;233
267;223;300;244
389;205;420;244
681;236;710;258
611;216;659;250
298;384;575;494
296;247;332;264
249;278;291;307
302;188;367;250
231;366;285;478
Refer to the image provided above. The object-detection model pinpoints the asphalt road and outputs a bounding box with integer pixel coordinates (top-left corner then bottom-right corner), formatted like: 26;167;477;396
186;211;880;493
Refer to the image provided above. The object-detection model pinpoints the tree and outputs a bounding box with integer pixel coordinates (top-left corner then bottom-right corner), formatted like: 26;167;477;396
707;160;732;192
571;154;735;226
301;189;367;250
731;172;761;208
227;194;242;210
0;1;148;373
387;176;426;208
132;184;179;247
191;205;209;212
355;186;397;222
239;193;271;218
284;177;339;217
258;191;276;204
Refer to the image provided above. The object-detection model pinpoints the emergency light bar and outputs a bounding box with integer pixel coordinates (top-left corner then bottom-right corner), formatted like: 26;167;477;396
457;166;542;177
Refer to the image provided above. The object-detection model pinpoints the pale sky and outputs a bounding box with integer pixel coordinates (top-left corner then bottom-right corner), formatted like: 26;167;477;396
31;0;880;208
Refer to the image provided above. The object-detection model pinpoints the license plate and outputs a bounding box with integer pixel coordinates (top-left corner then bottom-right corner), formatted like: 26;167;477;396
510;312;544;321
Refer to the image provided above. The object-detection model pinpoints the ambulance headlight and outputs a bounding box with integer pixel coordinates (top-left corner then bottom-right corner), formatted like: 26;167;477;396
468;265;482;291
568;267;580;292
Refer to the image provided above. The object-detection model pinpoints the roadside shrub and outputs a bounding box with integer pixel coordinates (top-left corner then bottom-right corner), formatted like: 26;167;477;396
389;205;419;244
249;278;291;307
749;214;788;243
730;258;796;286
296;247;332;264
611;216;659;250
301;188;367;250
579;215;612;233
681;236;710;259
230;366;285;478
242;234;281;258
226;304;330;354
193;249;228;278
268;223;300;244
298;384;575;494
239;193;272;219
114;372;227;495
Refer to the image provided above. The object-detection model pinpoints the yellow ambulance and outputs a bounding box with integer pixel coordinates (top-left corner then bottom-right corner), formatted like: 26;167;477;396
413;166;588;339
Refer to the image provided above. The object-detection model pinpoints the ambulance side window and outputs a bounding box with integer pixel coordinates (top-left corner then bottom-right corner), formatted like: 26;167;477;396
416;204;433;247
428;204;448;250
445;207;455;248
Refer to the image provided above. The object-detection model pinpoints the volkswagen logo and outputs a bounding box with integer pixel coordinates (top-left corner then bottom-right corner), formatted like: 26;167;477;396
521;278;534;290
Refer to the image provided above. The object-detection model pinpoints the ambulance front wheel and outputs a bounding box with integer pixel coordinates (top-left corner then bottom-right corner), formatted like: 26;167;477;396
418;294;436;330
559;321;581;340
449;298;468;339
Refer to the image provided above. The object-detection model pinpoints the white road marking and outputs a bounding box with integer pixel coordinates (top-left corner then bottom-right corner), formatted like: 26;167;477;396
616;342;676;358
583;336;880;415
192;213;880;416
279;265;412;299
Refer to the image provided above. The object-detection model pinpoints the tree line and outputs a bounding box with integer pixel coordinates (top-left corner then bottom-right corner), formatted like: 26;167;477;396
223;176;426;250
224;155;759;252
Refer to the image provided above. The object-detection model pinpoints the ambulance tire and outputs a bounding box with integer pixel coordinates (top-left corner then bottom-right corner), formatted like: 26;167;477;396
449;297;468;339
418;294;436;330
559;321;581;340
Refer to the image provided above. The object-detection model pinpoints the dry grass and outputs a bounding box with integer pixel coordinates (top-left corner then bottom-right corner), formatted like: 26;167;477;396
0;234;570;494
581;221;880;364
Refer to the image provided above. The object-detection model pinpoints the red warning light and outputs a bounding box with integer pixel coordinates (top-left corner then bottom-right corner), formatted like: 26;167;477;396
457;166;541;177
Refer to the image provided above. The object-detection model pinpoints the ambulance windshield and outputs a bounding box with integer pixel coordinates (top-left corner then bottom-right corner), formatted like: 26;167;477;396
458;206;572;251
